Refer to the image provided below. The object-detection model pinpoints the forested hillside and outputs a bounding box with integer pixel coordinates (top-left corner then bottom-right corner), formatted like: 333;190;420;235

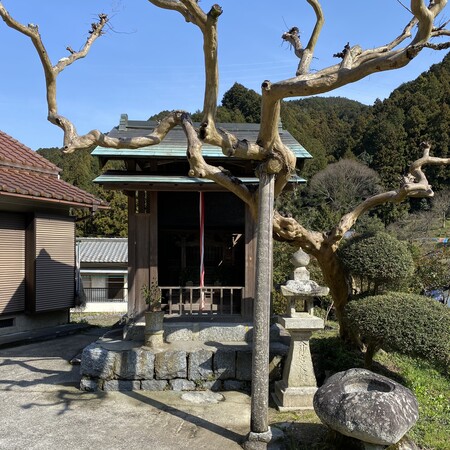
37;52;449;236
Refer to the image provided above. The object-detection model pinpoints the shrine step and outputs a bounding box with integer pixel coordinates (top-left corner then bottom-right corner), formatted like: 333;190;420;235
124;321;289;344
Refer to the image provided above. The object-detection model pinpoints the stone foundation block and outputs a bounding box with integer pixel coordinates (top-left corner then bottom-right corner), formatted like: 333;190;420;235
80;344;117;379
141;379;168;391
213;349;236;380
155;350;187;379
114;348;155;380
198;324;253;342
170;379;196;391
201;380;223;391
164;325;195;342
80;376;101;392
103;380;141;391
236;350;253;381
188;349;214;381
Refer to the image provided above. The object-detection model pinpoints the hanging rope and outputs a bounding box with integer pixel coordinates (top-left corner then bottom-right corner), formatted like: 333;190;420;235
199;191;205;310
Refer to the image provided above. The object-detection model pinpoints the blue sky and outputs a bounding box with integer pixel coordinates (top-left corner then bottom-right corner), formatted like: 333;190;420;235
0;0;448;150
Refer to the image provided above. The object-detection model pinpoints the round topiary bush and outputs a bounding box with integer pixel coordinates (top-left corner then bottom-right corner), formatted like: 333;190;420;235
338;232;414;293
344;292;450;372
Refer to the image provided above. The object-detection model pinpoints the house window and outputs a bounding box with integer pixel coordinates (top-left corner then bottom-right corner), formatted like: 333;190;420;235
108;275;125;300
81;275;92;289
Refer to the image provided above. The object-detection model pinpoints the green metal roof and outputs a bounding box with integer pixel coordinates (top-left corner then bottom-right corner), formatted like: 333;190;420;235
92;116;312;160
94;173;306;185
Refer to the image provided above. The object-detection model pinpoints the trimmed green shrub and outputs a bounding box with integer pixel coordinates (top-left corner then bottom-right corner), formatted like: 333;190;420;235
345;292;450;372
338;232;414;294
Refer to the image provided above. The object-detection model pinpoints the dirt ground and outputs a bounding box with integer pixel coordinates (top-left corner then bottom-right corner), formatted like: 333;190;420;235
70;311;124;328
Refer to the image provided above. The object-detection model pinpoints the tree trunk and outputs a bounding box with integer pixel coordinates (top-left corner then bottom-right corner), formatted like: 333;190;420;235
364;342;380;369
314;245;353;341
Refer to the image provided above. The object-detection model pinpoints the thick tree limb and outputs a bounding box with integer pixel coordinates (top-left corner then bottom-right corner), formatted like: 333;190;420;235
147;0;192;24
274;142;450;259
181;114;257;216
281;1;324;75
297;0;324;75
263;0;448;137
273;211;323;255
281;27;303;60
0;3;108;150
327;142;450;245
64;111;184;153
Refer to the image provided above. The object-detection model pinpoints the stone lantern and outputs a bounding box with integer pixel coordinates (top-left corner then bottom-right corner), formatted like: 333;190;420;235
273;248;328;410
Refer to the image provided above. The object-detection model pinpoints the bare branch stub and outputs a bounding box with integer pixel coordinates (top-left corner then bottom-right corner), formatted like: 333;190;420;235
282;27;303;59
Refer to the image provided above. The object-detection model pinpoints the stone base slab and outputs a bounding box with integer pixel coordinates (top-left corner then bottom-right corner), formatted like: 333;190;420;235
124;321;287;343
272;380;317;411
80;336;289;393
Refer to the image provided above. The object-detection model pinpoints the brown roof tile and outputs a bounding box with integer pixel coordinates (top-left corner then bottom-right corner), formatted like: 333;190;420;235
0;167;108;208
0;130;108;209
0;130;60;174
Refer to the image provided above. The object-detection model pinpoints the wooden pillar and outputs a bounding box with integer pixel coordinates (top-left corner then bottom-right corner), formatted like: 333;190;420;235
127;191;137;319
149;191;158;285
127;191;154;322
243;204;256;318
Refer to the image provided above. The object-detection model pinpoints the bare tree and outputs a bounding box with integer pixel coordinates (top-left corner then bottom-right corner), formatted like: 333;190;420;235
2;2;450;443
308;159;383;213
1;0;449;338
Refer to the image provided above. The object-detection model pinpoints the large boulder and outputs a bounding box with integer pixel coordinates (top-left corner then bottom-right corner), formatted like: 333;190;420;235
313;368;419;446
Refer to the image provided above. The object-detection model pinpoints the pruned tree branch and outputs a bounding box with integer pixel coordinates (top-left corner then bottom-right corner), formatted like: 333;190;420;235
0;3;108;151
264;0;449;137
147;0;192;23
282;1;324;75
273;141;450;260
64;111;184;153
181;113;257;216
281;27;303;60
273;210;323;254
298;0;324;75
328;142;450;245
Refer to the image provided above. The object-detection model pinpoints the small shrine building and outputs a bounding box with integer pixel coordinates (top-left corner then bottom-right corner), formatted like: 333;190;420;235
93;115;311;322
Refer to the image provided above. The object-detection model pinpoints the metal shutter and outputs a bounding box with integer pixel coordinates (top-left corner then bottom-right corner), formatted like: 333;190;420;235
0;213;26;314
35;215;75;311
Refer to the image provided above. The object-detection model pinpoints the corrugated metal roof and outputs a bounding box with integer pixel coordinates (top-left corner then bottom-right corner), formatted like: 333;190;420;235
77;237;128;263
93;118;312;160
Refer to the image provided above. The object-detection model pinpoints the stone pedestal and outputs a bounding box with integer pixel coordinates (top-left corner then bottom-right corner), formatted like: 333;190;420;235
144;311;165;348
273;314;324;411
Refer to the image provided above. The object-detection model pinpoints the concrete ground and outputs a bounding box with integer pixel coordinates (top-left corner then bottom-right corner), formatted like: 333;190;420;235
0;327;254;450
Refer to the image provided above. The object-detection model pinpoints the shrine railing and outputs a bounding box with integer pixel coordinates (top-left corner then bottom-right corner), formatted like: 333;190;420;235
160;286;243;316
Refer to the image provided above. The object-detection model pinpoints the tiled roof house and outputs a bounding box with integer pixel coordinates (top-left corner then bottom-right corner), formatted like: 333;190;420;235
76;238;128;313
0;131;107;209
0;130;108;335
